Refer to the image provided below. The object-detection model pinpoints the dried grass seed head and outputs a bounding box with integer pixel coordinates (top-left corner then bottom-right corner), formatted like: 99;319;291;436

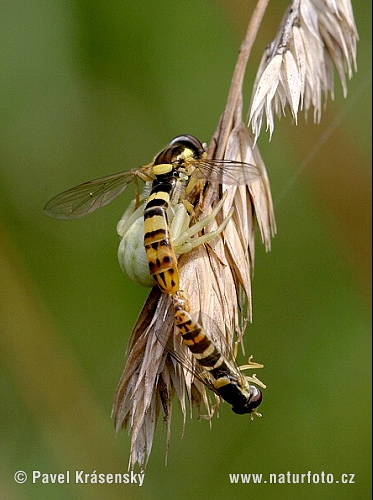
112;121;275;469
249;0;358;140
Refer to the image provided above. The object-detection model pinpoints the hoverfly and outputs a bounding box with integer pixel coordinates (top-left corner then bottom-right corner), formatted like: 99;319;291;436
157;293;265;416
117;190;233;289
44;134;260;295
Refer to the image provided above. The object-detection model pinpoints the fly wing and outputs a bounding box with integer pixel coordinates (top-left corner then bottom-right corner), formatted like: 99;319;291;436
197;311;266;389
191;159;261;185
154;321;220;396
44;166;153;219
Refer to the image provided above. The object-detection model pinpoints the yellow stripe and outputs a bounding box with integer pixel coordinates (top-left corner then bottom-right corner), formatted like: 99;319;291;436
211;357;225;369
147;190;170;204
194;343;215;359
152;164;172;176
214;376;231;389
144;215;166;234
183;339;195;347
193;331;206;344
177;312;189;323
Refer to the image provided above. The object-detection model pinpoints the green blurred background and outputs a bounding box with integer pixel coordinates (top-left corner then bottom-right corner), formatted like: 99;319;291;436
0;1;371;499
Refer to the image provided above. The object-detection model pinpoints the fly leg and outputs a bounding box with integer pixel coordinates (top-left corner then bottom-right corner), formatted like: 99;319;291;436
238;355;266;389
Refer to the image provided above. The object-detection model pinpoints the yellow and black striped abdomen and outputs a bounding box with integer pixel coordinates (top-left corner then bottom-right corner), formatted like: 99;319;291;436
173;296;263;415
174;306;225;372
143;180;179;294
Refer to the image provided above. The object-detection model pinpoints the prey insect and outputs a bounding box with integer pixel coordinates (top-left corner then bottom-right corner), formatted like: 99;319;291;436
117;191;233;288
159;294;265;416
44;134;260;294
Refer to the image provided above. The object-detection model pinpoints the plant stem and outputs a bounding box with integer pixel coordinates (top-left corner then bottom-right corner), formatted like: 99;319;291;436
211;0;270;158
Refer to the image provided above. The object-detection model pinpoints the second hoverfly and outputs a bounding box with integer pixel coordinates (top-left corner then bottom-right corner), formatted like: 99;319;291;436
159;294;265;416
44;134;260;294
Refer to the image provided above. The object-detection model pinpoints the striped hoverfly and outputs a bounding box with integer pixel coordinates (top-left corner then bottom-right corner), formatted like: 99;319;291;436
155;293;265;417
44;135;260;295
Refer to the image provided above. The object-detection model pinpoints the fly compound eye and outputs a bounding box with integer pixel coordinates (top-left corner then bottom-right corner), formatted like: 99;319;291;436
231;386;263;415
248;386;262;411
168;135;205;158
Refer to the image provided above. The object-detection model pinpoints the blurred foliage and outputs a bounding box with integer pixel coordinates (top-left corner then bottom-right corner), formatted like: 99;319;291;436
0;1;371;499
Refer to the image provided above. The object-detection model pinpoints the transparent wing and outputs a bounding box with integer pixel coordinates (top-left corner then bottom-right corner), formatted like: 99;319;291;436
197;311;266;388
155;307;265;398
44;165;153;219
154;321;220;396
190;158;261;185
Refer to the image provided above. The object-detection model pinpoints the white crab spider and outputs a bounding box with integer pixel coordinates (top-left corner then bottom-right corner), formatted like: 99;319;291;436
117;191;233;287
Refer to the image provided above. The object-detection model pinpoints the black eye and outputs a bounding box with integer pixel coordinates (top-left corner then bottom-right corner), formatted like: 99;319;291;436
247;387;262;410
168;135;205;158
231;387;262;414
